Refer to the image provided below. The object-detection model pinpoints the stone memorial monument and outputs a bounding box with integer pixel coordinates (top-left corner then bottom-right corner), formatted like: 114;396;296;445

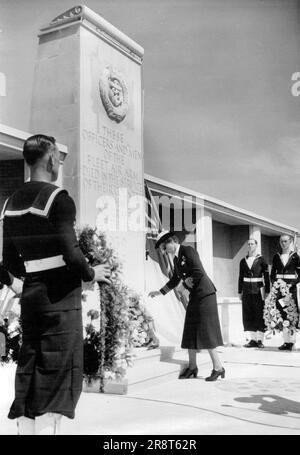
30;5;145;293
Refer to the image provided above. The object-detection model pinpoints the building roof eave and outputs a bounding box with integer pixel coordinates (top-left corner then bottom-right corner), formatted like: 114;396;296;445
145;173;298;236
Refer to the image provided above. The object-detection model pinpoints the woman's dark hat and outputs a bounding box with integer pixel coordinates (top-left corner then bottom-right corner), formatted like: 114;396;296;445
155;231;175;249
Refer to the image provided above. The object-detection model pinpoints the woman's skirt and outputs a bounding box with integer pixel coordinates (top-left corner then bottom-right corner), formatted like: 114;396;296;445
181;293;223;350
8;300;83;420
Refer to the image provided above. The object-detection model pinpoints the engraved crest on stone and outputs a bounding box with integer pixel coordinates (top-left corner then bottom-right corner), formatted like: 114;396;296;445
99;67;129;123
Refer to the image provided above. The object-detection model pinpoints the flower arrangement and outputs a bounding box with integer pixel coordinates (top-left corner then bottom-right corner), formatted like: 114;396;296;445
264;279;299;334
128;294;153;347
78;227;151;392
0;307;21;364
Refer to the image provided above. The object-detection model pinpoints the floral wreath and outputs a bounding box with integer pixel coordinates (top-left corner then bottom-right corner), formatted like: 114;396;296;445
264;279;299;334
78;227;151;391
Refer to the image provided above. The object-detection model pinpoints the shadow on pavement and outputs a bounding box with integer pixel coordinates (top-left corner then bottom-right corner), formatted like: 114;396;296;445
235;394;300;415
159;346;187;368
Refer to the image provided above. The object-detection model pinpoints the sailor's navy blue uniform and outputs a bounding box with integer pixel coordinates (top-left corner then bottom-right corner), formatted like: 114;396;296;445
270;252;300;326
160;245;223;350
1;181;95;420
238;255;270;334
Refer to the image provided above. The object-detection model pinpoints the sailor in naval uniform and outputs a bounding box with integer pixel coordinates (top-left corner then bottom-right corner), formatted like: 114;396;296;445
149;231;224;382
270;234;300;351
0;134;111;435
238;238;270;348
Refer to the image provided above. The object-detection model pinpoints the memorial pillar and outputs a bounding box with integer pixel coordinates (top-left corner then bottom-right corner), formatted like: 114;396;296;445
30;6;145;292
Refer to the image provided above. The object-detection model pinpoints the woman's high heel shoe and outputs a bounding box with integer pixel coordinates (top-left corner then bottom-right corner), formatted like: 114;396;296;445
178;366;198;379
205;367;225;382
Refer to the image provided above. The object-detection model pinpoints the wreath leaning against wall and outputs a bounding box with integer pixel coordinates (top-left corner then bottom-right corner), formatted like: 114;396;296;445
78;227;152;392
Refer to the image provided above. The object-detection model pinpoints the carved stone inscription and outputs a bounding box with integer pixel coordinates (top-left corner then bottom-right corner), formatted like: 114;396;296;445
82;126;143;197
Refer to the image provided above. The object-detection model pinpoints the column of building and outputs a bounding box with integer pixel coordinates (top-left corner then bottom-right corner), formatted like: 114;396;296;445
195;200;214;280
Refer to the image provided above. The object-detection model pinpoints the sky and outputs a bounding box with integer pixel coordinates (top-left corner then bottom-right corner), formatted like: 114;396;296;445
0;0;300;228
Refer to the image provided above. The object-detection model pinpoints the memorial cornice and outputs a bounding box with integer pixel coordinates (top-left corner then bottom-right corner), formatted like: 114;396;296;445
39;5;144;64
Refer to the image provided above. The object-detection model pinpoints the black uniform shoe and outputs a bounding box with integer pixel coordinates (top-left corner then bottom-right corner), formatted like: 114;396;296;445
178;366;198;379
243;340;258;348
256;341;264;348
278;343;293;351
205;367;225;381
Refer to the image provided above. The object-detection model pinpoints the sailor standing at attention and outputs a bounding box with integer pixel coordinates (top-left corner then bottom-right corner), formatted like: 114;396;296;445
1;134;111;435
238;238;270;348
270;234;300;351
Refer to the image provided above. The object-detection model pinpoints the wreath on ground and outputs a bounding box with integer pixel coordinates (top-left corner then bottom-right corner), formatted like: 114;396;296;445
78;227;152;391
264;279;299;334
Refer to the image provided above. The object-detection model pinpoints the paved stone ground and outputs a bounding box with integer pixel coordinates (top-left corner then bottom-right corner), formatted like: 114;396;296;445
1;343;300;435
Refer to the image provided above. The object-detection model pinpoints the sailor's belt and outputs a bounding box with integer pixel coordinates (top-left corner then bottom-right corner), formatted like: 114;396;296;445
276;274;297;279
24;255;66;273
243;278;263;283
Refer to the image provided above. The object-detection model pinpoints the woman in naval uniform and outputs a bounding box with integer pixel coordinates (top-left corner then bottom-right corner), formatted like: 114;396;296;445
0;134;111;435
149;231;224;381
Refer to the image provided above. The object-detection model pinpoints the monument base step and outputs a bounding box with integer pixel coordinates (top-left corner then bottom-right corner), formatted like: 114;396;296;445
83;377;128;395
